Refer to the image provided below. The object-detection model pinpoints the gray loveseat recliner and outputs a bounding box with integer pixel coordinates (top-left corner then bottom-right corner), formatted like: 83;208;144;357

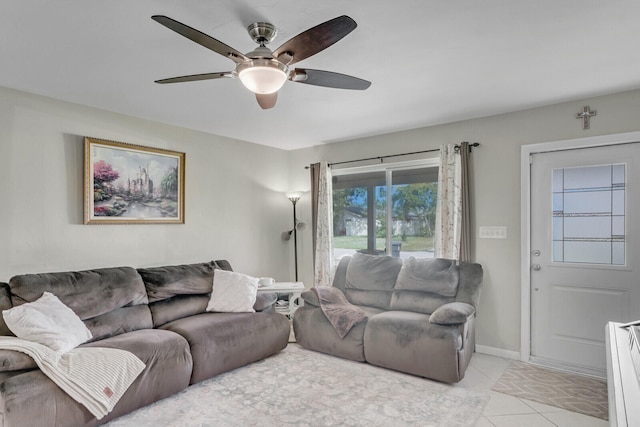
0;260;290;426
293;253;483;383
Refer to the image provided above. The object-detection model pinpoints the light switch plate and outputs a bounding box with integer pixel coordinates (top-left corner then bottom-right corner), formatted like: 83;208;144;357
479;226;507;239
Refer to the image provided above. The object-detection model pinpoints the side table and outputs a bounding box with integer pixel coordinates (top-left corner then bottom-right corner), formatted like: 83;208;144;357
257;281;305;318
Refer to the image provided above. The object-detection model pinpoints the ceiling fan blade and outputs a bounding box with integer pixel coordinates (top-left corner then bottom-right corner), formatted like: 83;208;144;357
152;15;248;64
155;72;234;84
290;68;371;90
273;15;357;66
256;92;278;109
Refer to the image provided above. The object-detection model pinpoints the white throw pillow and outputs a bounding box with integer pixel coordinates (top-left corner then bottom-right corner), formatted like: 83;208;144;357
2;291;93;353
207;269;258;313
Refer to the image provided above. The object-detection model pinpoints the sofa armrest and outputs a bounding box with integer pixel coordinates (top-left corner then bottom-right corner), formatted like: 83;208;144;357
429;302;475;325
300;290;320;307
253;293;278;312
0;349;37;372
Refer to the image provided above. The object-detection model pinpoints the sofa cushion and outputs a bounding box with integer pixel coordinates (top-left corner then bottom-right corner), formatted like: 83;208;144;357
81;329;193;424
161;311;290;384
3;292;93;353
346;253;403;291
149;295;210;328
389;258;463;315
84;305;153;342
345;253;403;310
9;267;147;319
150;293;276;328
213;259;234;271
293;304;384;362
0;329;193;427
8;267;152;341
0;349;37;372
395;257;459;297
140;261;249;327
140;261;216;327
389;290;454;315
363;311;465;382
138;261;216;303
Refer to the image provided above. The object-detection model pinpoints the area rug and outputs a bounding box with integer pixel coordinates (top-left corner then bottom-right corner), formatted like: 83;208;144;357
105;344;488;426
491;361;608;420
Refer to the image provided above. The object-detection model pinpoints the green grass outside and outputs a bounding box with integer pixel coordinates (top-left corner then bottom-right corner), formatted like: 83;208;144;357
333;235;434;251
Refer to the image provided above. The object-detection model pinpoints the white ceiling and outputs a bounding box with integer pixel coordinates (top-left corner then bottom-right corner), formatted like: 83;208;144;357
2;1;639;150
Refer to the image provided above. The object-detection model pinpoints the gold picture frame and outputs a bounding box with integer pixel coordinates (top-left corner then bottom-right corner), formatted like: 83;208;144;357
84;137;185;224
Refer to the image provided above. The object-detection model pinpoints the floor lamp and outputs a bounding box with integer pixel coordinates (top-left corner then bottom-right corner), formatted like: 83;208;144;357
282;192;305;282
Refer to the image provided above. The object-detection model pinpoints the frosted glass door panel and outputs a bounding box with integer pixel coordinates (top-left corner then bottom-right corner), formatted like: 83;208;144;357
564;217;610;238
552;164;625;265
564;191;612;213
563;165;613;189
564;242;612;264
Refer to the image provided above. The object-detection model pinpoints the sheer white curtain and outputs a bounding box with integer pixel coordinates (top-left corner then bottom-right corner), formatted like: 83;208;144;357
311;161;334;287
435;144;462;259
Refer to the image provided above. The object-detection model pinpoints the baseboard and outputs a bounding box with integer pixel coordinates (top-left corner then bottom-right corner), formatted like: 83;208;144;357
476;344;520;360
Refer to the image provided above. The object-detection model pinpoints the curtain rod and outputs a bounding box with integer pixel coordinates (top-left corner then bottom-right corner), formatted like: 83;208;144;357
304;142;479;169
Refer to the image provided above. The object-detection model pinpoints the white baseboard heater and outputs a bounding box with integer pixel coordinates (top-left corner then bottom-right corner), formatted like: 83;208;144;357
606;322;640;426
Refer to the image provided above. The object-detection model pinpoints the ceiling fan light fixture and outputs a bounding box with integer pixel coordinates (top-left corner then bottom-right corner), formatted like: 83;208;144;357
237;60;289;94
152;15;370;109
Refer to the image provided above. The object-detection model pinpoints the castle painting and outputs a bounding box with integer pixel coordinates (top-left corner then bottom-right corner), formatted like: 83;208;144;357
84;137;185;224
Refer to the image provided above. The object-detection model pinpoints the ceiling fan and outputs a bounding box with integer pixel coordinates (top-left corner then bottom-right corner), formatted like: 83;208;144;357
151;15;371;109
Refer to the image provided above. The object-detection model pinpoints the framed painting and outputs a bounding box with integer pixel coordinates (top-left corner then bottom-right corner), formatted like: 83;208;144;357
84;137;185;224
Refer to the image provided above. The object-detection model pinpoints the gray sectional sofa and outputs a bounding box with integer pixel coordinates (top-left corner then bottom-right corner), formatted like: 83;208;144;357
293;253;483;383
0;260;290;426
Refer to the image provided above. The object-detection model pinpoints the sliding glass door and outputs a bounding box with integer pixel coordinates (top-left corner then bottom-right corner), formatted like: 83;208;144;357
332;161;438;261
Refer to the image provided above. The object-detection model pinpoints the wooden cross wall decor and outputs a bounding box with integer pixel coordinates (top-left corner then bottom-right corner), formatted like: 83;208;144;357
576;105;597;130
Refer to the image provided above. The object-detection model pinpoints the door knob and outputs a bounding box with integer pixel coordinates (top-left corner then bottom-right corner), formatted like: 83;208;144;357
532;264;541;271
532;249;541;257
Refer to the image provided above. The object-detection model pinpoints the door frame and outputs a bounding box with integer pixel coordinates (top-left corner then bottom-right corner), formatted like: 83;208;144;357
520;130;640;364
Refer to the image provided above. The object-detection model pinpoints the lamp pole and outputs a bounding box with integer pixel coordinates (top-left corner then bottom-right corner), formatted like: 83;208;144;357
292;198;299;282
286;192;302;282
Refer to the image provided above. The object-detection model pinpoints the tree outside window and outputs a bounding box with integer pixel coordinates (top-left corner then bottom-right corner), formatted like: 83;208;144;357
332;165;438;260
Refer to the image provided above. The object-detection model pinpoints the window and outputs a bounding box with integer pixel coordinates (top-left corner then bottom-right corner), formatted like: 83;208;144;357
332;160;439;260
552;163;625;265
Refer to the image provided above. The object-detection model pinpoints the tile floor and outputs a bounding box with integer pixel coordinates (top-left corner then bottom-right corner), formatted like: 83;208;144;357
456;353;609;427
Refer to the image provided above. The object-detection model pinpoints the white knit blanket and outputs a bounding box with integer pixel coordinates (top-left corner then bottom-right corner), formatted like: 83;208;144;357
0;337;145;419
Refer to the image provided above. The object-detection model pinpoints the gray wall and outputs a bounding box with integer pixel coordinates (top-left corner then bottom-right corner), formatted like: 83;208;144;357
0;86;292;280
289;88;640;355
3;83;640;356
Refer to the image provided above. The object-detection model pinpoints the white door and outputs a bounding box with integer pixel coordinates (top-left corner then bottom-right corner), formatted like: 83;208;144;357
530;142;639;377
